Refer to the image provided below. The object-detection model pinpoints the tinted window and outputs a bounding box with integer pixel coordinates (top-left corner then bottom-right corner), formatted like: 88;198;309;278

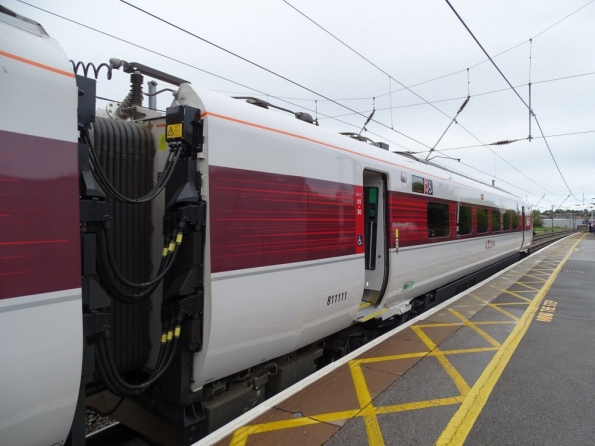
412;175;424;194
492;210;501;232
458;206;472;235
503;211;511;231
511;211;518;230
428;202;450;238
477;208;488;233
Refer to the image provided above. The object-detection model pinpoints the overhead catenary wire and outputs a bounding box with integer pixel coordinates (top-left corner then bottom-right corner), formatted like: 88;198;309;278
119;0;434;150
319;71;595;120
444;0;580;203
310;0;595;103
16;1;419;152
414;129;595;153
281;0;564;201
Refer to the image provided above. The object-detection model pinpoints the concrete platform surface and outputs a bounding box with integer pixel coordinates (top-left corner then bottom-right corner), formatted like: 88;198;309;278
198;233;593;446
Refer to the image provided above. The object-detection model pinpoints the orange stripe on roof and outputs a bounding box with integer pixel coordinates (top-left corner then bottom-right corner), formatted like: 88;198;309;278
201;111;517;200
0;50;75;78
203;111;398;165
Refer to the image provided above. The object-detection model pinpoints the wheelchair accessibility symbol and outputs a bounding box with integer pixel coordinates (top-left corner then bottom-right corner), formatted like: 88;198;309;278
357;235;363;246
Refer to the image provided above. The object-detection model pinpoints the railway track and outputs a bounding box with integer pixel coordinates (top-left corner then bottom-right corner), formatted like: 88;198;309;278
530;230;579;252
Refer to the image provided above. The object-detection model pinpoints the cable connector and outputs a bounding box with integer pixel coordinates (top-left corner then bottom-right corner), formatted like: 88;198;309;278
80;198;112;224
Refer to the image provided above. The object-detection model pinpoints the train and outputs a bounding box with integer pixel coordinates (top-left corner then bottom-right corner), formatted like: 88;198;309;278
0;7;532;446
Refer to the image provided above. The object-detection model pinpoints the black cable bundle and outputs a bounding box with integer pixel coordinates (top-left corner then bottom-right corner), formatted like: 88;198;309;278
84;129;181;204
96;226;182;304
94;318;181;396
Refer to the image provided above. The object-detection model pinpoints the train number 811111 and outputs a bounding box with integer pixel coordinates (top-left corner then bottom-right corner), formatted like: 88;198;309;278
327;292;347;305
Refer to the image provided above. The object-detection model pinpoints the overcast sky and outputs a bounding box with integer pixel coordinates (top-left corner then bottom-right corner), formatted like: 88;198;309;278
6;0;595;211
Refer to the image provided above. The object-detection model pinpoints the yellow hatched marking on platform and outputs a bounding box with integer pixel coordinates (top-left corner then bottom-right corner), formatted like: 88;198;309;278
350;360;385;445
416;322;464;328
412;326;470;396
361;346;499;366
473;320;518;323
533;269;553;274
516;281;544;285
435;234;585;446
523;273;548;281
468;294;520;321
416;321;515;328
449;310;502;347
499;289;532;302
228;236;584;446
439;347;498;355
376;396;463;414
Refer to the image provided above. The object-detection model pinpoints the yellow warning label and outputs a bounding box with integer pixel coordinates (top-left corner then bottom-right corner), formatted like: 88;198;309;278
166;123;183;139
395;229;399;238
158;133;167;150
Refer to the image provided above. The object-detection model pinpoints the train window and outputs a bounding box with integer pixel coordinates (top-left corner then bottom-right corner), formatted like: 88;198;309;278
512;211;518;230
477;208;488;233
428;202;450;238
458;205;472;235
492;210;501;232
412;175;424;194
503;211;511;231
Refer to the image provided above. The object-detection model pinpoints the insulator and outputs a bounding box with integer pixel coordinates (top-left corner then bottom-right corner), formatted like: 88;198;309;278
129;72;144;108
116;71;144;119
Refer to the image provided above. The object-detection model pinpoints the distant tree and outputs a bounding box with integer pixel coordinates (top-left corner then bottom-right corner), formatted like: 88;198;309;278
532;209;544;228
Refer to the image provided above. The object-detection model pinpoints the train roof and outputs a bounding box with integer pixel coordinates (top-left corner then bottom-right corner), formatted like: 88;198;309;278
188;85;526;205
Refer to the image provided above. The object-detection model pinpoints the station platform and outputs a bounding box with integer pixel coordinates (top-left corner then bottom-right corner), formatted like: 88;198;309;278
199;233;595;446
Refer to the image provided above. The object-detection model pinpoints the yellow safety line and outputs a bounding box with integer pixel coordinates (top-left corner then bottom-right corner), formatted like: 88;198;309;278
491;302;529;306
435;235;584;446
449;310;502;348
359;302;371;309
412;326;470;396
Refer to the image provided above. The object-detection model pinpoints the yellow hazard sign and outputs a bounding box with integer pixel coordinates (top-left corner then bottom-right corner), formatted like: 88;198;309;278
166;123;182;139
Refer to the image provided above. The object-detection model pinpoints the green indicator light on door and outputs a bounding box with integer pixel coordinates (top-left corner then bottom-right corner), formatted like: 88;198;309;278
368;188;378;204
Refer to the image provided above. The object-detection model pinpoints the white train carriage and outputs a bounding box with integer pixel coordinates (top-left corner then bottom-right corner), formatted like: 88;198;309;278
167;84;533;389
0;10;82;446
